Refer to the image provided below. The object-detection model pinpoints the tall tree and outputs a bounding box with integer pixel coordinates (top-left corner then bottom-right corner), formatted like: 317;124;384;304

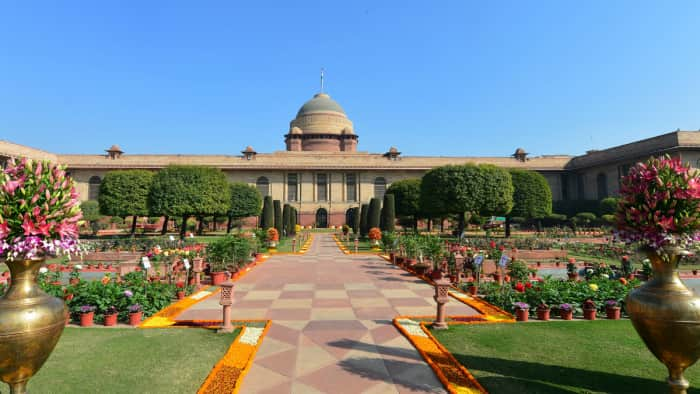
260;196;274;229
148;166;230;238
274;200;283;236
99;170;154;234
381;193;396;232
368;198;381;230
227;182;262;233
507;169;552;236
282;204;291;237
352;207;361;235
359;203;370;237
289;207;297;235
386;178;421;229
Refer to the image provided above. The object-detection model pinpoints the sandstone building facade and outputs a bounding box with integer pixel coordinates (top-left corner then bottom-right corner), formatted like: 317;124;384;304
1;92;700;227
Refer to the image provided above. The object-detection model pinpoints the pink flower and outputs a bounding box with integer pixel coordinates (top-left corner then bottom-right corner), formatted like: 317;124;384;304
2;180;21;196
0;222;9;240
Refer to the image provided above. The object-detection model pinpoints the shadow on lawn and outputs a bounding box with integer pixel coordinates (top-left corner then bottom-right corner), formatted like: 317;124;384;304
452;353;700;394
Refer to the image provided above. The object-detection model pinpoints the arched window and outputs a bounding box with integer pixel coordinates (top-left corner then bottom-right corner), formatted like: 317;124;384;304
88;176;101;200
316;208;328;228
374;177;387;200
596;173;608;200
256;176;270;197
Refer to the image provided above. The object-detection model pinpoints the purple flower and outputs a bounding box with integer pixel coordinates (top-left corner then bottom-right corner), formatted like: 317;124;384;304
513;302;530;310
128;304;142;313
124;290;133;298
559;303;572;311
605;300;619;307
80;305;95;313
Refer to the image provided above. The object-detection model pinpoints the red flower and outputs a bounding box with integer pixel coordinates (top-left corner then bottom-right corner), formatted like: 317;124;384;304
514;282;525;293
489;240;496;249
525;282;533;289
619;278;628;285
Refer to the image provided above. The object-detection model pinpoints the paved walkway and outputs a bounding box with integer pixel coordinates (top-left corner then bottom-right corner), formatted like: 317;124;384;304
180;234;480;394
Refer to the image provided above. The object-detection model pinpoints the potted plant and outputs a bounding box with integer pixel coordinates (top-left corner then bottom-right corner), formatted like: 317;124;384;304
583;299;597;320
205;236;237;285
536;303;550;321
103;306;118;326
464;280;478;296
605;299;621;320
559;303;573;320
80;305;96;327
368;227;382;251
402;235;420;266
513;302;530;322
176;282;186;299
128;304;142;326
266;227;279;251
566;258;578;280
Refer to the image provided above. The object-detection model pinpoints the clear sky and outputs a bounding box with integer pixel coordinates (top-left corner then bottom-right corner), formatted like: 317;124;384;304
1;1;699;157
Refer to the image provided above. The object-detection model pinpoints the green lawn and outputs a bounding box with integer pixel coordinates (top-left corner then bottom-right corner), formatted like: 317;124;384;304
432;321;700;394
25;327;240;393
337;237;382;252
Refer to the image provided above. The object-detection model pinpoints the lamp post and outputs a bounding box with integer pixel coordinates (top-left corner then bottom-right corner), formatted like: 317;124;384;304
433;278;451;330
219;281;235;333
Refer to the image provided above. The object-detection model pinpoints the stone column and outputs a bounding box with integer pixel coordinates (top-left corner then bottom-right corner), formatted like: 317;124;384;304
433;278;450;330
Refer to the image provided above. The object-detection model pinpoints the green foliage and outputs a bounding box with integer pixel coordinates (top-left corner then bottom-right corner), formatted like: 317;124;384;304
553;199;602;217
359;203;369;237
228;182;262;219
261;196;274;229
148;166;230;218
99;170;154;218
282;204;291;237
479;165;514;216
574;212;597;224
273;200;283;237
599;197;620;215
381;193;396;232
509;169;552;219
386;178;422;218
289;207;297;235
80;200;102;222
506;260;530;283
368;198;381;230
205;235;252;272
352;207;360;234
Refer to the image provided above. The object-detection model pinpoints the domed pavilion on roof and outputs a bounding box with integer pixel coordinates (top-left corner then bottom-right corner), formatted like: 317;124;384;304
285;93;358;152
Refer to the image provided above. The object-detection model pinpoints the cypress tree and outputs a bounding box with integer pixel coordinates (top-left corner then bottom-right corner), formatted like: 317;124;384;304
352;207;360;235
381;194;396;232
282;204;291;237
274;200;283;236
290;207;297;235
261;196;274;229
359;204;370;237
368;198;381;230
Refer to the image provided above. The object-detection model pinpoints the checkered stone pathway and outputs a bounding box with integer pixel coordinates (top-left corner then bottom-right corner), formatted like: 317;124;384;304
179;233;480;393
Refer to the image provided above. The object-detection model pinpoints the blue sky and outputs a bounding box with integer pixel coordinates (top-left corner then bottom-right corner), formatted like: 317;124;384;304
1;1;699;157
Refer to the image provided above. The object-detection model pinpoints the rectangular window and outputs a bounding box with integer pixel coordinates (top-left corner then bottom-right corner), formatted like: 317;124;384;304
346;173;357;202
287;173;298;201
317;174;327;201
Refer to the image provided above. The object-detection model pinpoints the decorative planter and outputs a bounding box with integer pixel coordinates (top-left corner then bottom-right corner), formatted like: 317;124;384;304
210;271;227;286
583;308;597;320
536;308;550;321
103;313;118;326
69;278;80;285
413;265;430;276
0;258;67;393
468;286;478;296
567;272;578;281
80;312;95;327
177;291;185;300
493;273;502;283
693;270;698;276
515;309;529;322
626;248;700;393
606;307;621;320
430;270;443;280
560;310;573;320
129;312;143;326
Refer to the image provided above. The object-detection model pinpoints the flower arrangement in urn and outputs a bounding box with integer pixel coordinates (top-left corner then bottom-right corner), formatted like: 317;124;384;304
0;158;84;393
266;227;279;249
368;227;382;250
616;155;700;393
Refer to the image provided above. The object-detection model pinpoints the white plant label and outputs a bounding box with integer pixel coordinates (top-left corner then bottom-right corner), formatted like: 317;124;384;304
141;256;151;269
183;258;190;270
474;255;484;266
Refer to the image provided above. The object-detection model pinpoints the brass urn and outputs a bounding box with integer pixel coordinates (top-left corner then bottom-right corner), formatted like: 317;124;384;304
626;248;700;394
0;259;68;394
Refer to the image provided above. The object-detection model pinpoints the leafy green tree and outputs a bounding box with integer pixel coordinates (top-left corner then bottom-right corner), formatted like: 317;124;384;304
359;203;370;237
282;204;291;237
506;169;551;236
381;194;396;232
352;207;360;235
368;198;381;230
289;207;297;235
99;170;154;234
80;200;103;234
260;196;274;229
274;200;283;237
599;197;620;215
148;166;230;238
227;182;262;233
386;178;421;230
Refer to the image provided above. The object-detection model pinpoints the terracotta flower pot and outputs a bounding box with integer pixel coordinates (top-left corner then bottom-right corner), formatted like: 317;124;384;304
606;307;621;320
560;310;573;320
583;308;597;320
537;308;550;321
103;313;118;326
177;291;185;300
516;309;529;322
468;286;478;296
129;312;142;326
567;272;578;281
80;312;94;327
69;278;79;285
210;271;227;286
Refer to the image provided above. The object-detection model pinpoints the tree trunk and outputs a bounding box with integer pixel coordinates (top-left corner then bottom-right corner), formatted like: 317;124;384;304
131;216;138;235
505;216;511;238
226;216;233;234
161;216;169;235
536;219;542;233
197;216;204;235
457;212;466;235
180;216;188;239
413;216;419;233
427;217;432;232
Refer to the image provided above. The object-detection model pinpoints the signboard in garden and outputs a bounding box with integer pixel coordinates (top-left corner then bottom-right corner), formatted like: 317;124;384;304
474;255;484;266
498;254;509;267
141;256;151;269
183;259;190;270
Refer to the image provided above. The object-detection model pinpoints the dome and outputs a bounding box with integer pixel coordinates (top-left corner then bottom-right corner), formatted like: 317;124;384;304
296;93;346;117
290;127;303;135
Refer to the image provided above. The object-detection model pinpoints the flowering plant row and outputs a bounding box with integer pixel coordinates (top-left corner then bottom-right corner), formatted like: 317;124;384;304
0;158;83;260
616;155;700;253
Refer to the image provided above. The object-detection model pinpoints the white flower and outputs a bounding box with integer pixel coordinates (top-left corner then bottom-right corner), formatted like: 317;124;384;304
74;264;83;270
239;327;264;346
601;274;609;279
39;267;48;274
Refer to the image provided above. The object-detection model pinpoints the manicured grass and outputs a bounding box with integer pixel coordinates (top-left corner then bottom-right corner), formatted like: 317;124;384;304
432;321;700;394
26;327;240;393
337;237;381;252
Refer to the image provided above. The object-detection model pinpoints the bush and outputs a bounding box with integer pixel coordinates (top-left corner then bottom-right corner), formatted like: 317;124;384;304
599;197;620;215
574;212;597;224
205;235;252;272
